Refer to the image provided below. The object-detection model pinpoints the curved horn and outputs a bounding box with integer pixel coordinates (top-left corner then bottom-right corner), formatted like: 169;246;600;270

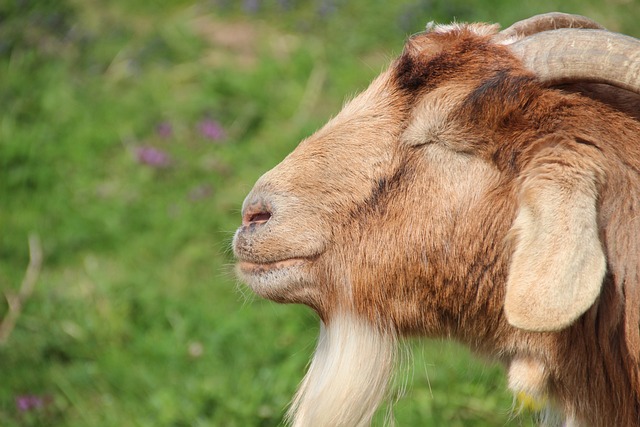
496;12;605;42
509;29;640;95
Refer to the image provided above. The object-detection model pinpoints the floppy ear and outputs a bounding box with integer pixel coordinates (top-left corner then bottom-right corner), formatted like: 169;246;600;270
504;138;607;331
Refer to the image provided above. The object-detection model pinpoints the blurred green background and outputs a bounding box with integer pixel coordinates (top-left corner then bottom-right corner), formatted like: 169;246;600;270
1;0;638;426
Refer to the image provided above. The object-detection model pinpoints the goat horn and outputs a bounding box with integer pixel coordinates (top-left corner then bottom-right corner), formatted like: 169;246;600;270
496;12;605;42
509;29;640;95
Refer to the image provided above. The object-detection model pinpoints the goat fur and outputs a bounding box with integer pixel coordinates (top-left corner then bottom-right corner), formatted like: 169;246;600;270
234;21;640;426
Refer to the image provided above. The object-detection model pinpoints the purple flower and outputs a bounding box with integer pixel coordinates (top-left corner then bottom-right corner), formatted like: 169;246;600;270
318;0;336;17
188;184;213;201
243;0;259;14
16;395;48;412
155;121;173;138
135;146;171;168
198;119;225;141
277;0;291;10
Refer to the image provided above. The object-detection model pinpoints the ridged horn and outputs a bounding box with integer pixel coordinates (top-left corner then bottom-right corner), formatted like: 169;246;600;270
496;12;605;42
509;29;640;95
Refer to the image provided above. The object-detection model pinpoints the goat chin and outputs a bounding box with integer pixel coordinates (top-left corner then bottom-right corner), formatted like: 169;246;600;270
287;313;396;427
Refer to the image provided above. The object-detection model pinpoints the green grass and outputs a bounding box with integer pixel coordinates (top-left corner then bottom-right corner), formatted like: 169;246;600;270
1;1;638;425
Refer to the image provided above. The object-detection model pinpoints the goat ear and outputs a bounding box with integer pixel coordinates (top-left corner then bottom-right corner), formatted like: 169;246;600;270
504;141;606;331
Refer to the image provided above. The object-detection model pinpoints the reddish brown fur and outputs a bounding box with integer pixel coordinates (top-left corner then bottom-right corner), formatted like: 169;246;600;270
235;25;640;426
385;28;640;426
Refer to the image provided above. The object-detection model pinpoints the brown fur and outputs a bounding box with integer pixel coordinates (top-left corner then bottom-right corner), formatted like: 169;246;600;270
234;23;640;426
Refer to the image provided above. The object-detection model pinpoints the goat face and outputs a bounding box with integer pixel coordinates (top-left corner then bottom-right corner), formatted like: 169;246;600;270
233;26;524;334
233;15;640;333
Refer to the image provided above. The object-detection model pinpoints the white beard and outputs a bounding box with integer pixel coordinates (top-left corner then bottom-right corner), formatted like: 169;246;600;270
287;313;397;426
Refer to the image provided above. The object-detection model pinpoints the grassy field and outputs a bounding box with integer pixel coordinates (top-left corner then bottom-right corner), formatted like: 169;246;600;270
1;1;638;426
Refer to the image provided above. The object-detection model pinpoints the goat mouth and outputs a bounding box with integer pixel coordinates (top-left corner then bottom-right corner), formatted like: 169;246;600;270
238;257;311;274
237;255;322;306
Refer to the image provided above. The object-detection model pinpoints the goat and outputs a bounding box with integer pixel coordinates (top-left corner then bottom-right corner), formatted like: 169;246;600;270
233;12;640;426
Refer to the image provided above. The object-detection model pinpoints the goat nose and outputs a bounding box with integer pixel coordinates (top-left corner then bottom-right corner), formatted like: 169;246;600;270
242;199;273;227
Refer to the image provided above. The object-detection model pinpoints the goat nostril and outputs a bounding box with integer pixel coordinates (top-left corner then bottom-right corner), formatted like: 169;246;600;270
243;210;272;227
242;197;274;227
250;212;271;224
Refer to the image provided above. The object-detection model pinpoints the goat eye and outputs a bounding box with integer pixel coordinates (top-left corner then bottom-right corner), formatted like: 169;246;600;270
403;134;470;154
401;132;436;147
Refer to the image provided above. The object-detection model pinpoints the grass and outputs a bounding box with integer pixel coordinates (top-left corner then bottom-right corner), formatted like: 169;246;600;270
1;0;638;425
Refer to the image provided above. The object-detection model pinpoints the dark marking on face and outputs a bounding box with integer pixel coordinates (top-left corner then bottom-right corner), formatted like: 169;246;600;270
394;32;497;99
395;49;462;96
363;164;413;216
461;70;538;122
